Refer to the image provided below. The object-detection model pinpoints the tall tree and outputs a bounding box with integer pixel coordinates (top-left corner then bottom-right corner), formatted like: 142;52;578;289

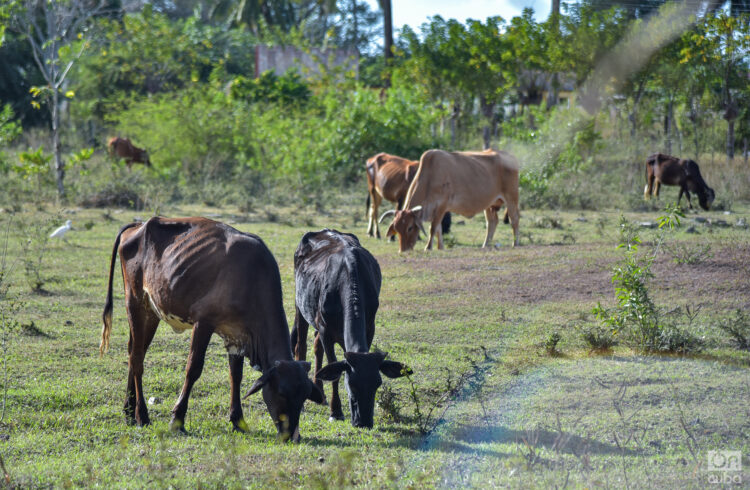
12;0;109;197
380;0;393;86
682;12;750;159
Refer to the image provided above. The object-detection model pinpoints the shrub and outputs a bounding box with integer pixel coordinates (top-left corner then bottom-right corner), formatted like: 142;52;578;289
544;332;562;356
581;324;618;353
718;309;750;351
593;206;703;354
663;241;713;265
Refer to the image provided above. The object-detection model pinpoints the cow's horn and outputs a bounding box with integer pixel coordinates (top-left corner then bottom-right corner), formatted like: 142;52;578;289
410;205;422;213
379;209;396;223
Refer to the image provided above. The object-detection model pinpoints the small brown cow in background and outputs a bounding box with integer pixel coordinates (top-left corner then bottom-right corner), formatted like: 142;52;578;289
107;137;151;168
644;153;715;210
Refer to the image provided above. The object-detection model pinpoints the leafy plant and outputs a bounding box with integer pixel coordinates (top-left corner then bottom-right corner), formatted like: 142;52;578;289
581;324;618;353
13;147;52;197
663;241;713;265
0;216;22;423
17;215;57;292
593;205;702;353
718;309;750;351
544;332;562;356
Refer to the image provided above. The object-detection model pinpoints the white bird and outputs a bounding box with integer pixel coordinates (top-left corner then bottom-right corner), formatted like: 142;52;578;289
49;220;73;240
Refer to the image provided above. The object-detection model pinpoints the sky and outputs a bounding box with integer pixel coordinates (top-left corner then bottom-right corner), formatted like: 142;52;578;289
363;0;552;32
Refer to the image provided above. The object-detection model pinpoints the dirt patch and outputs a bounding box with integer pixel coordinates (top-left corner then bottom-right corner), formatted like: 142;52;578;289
377;242;750;308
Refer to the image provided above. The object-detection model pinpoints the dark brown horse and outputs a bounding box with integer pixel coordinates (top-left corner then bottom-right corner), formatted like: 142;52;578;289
644;153;715;210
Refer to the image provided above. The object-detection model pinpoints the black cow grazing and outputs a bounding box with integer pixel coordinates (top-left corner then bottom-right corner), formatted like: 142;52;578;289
644;153;715;210
291;229;410;428
101;217;323;442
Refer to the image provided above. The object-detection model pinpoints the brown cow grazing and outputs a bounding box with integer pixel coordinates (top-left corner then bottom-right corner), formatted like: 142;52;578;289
380;149;520;252
101;217;323;441
107;137;151;168
291;229;410;428
644;153;715;210
365;152;451;239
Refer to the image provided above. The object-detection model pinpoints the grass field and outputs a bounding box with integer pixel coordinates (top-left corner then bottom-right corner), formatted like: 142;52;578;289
0;195;748;488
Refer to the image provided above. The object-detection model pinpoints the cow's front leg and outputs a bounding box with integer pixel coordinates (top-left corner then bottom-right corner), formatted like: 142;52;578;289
170;321;215;432
322;339;344;421
312;332;326;403
292;307;309;361
228;353;248;432
424;220;438;250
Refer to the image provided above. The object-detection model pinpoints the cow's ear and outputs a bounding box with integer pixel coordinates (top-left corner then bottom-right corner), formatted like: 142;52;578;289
244;367;275;398
307;380;325;404
380;360;411;379
298;361;312;373
315;361;349;382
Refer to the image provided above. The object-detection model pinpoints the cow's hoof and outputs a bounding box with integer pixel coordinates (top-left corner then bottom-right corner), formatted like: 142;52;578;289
232;418;250;433
169;418;187;434
329;414;345;422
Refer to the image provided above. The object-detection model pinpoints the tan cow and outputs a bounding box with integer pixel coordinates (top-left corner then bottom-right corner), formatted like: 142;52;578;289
380;149;520;252
107;137;151;168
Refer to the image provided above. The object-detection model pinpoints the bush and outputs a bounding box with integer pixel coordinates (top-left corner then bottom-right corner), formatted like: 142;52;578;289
593;207;703;354
718;309;750;351
580;324;618;353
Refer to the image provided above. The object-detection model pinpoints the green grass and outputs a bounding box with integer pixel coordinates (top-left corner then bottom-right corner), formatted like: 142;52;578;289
0;200;748;487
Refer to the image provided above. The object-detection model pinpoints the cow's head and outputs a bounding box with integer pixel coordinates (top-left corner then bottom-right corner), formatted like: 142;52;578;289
379;206;426;252
140;149;151;167
316;351;410;428
245;360;324;442
697;185;715;211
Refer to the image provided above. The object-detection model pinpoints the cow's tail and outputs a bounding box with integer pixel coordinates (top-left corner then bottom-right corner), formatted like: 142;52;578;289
366;193;370;219
101;222;139;356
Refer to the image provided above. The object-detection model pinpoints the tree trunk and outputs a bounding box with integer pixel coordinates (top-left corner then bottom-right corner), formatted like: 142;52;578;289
382;0;393;88
450;103;459;149
51;90;65;198
351;0;358;49
726;118;735;160
480;97;494;150
664;98;674;155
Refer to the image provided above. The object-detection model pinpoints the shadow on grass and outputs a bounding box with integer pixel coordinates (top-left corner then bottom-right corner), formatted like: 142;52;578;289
450;423;639;456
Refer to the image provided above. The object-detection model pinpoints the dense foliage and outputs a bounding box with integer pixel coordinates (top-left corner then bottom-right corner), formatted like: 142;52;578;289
0;0;748;206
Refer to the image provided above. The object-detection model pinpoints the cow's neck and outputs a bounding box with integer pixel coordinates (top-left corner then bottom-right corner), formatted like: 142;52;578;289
340;258;370;353
257;329;295;371
341;294;369;353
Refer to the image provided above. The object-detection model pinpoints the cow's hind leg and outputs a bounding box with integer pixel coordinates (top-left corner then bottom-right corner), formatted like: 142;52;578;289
367;192;382;239
291;306;309;361
506;201;520;247
170;321;215;432
228;353;248;432
124;297;159;426
483;207;500;248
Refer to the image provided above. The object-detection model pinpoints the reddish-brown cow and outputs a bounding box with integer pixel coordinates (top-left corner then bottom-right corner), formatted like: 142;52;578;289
101;217;323;441
107;137;151;168
365;152;451;239
644;153;715;210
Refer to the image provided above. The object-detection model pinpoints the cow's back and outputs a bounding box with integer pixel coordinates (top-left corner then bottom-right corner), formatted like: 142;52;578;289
121;218;286;346
408;149;518;218
294;230;380;346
